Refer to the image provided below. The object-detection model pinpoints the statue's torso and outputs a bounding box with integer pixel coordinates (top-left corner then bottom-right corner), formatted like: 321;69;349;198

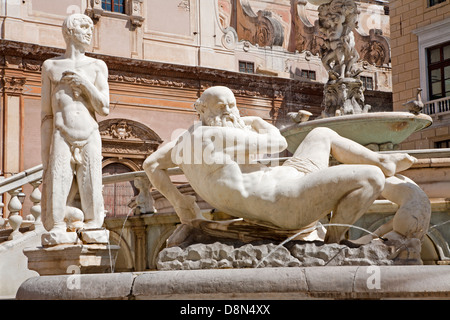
47;57;100;144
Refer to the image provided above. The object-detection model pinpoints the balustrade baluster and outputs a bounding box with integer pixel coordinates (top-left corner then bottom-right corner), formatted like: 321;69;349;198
7;188;23;240
0;202;5;228
29;179;42;230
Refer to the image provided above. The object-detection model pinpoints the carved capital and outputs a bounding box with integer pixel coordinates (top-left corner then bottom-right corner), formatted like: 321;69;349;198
2;76;26;94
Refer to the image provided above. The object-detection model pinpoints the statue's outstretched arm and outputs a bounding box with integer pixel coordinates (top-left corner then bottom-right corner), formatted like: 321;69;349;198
143;138;202;224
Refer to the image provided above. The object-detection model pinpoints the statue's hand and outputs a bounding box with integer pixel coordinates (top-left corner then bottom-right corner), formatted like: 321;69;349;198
61;71;86;97
174;194;203;224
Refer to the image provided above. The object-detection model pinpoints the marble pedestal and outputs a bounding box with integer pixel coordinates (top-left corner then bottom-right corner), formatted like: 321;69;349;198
24;228;118;276
24;244;119;276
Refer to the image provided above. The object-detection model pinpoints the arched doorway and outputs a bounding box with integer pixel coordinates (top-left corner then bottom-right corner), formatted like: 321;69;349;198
99;118;163;217
102;162;138;217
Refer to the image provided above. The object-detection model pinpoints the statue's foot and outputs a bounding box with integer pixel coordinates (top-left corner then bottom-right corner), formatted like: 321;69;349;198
64;206;84;232
384;231;423;265
378;153;417;176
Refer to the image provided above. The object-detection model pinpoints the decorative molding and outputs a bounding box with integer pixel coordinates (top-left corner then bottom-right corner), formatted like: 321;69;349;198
292;0;323;55
86;0;104;21
85;0;145;28
222;27;238;50
1;76;26;94
354;28;390;67
178;0;190;12
129;0;145;27
99;119;163;159
236;0;284;47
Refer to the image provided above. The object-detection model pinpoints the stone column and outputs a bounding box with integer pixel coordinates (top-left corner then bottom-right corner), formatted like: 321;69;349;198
133;225;147;271
1;75;26;219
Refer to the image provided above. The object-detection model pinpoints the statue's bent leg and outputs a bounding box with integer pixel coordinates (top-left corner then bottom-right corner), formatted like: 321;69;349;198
43;131;74;232
278;164;384;239
382;174;431;240
353;174;431;247
76;134;105;229
322;165;385;244
295;127;416;177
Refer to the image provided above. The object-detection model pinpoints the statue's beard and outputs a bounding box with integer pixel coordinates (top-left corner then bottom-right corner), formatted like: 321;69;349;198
204;113;246;129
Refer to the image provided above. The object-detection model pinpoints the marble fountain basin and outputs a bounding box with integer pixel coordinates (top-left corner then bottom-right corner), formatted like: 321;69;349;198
280;112;433;154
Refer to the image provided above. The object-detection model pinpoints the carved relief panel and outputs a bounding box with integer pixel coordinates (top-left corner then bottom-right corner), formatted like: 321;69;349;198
99;118;163;168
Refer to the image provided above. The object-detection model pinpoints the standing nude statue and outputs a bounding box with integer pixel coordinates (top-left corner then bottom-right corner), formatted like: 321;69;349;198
144;86;431;263
40;14;110;246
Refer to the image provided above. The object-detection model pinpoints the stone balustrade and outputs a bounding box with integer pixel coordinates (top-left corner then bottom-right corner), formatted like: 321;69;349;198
0;165;44;241
423;96;450;116
0;165;183;244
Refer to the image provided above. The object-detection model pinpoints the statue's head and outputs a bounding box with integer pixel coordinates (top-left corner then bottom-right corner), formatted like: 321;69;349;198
194;86;245;128
62;13;94;48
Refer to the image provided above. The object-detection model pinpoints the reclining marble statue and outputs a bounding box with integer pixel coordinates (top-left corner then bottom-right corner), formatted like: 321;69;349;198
144;86;431;264
40;14;110;246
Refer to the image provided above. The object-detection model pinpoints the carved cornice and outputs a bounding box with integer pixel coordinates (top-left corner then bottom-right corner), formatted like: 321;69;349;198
0;39;324;99
0;39;329;124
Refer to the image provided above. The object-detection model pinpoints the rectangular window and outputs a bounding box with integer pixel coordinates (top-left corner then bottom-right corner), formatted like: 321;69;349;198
239;61;254;74
427;41;450;100
428;0;446;7
102;0;125;13
435;139;450;148
360;76;374;90
300;69;316;80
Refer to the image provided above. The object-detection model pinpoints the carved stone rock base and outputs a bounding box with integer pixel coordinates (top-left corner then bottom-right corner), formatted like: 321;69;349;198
24;244;119;276
41;228;110;247
78;228;110;245
156;240;401;271
41;231;79;247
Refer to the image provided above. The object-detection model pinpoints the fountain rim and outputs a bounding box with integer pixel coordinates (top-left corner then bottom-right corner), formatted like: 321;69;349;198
280;111;433;137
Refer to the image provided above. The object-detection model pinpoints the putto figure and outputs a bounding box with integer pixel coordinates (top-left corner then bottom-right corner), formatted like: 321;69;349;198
318;0;360;80
40;14;110;246
144;86;431;263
